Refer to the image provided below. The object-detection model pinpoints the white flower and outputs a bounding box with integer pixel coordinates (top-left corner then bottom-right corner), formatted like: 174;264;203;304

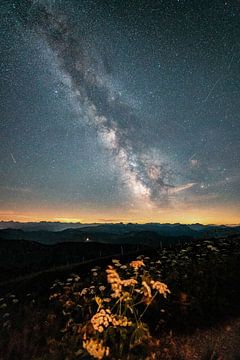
3;320;11;328
2;313;10;319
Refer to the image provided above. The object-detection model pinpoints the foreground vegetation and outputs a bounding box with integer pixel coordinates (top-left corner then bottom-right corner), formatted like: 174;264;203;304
1;236;240;359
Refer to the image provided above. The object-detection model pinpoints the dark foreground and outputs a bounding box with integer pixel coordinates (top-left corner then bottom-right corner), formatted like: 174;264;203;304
0;235;240;359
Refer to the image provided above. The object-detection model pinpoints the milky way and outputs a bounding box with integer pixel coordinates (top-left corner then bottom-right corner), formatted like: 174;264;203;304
21;2;189;207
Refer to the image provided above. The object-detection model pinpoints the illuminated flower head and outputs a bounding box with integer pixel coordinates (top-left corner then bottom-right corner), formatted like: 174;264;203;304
130;260;145;270
150;280;170;298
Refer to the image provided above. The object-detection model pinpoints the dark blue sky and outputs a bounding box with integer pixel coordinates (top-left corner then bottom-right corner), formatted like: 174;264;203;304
0;0;239;224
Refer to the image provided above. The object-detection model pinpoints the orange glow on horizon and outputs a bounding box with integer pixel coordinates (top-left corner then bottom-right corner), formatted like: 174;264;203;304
0;204;239;225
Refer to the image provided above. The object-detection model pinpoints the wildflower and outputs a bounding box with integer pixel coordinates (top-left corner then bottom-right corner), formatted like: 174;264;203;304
83;338;109;359
0;303;7;309
2;313;10;319
63;300;75;309
99;286;106;292
103;298;111;303
142;281;152;303
120;265;127;270
3;320;11;329
49;293;60;301
80;288;88;296
106;266;122;298
91;268;98;272
91;308;132;333
112;259;122;267
91;309;112;331
62;309;71;316
207;245;219;252
112;315;132;327
122;278;137;287
130;260;145;270
66;318;74;329
112;259;120;264
150;281;170;298
92;272;98;277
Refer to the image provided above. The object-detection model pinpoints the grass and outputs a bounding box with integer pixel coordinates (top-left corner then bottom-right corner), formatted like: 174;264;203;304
1;236;240;359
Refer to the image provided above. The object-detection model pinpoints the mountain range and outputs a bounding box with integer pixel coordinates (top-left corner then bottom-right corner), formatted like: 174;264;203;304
0;222;239;245
0;221;239;285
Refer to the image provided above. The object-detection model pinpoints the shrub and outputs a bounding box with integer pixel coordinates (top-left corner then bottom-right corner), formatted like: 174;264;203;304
48;257;170;359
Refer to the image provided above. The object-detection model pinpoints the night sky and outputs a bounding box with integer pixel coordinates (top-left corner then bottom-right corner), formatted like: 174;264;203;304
0;0;239;224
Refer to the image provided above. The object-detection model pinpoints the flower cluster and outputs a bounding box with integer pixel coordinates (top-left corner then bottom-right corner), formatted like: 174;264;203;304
142;280;152;303
150;280;171;298
83;337;110;359
48;258;171;359
106;266;122;298
91;308;132;333
130;260;145;270
106;263;144;300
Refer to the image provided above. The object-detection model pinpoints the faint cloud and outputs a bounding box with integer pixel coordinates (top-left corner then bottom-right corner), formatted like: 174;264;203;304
181;193;220;207
0;186;33;194
97;218;123;223
168;182;196;194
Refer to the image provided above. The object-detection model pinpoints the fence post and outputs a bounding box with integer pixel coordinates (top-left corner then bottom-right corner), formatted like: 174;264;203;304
121;245;123;255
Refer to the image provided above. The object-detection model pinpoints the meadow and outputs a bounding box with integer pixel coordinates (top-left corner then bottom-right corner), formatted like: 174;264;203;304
1;235;240;359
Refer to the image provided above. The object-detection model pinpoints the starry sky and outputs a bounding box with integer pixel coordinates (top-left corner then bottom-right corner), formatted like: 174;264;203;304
0;0;239;224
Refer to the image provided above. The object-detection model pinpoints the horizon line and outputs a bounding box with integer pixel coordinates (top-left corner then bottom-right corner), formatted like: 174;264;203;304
0;220;239;227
